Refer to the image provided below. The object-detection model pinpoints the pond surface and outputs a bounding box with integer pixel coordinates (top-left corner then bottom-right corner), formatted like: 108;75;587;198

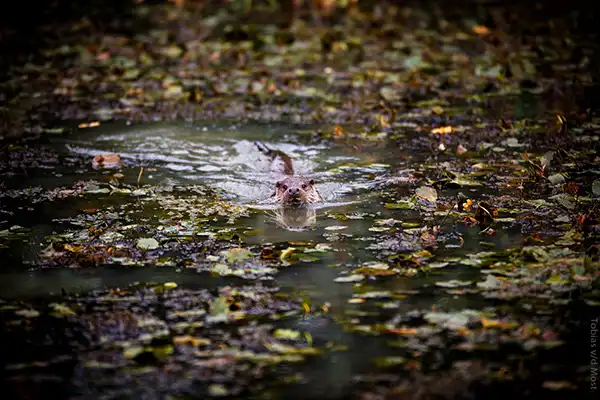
1;99;598;398
2;117;522;296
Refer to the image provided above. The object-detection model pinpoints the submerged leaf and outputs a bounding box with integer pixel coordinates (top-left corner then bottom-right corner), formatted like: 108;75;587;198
592;180;600;196
224;248;253;263
415;186;438;203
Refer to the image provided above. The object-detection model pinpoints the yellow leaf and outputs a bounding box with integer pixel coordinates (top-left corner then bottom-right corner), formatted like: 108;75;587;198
431;106;444;115
64;244;83;253
280;247;296;260
472;25;491;36
378;114;390;128
431;126;454;134
173;335;211;347
388;327;418;335
481;318;516;329
348;298;365;304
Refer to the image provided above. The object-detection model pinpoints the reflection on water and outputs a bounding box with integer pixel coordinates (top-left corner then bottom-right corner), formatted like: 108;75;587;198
269;207;318;231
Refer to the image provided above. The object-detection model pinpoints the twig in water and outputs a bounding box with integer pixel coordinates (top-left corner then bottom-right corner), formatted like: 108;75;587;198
137;167;144;187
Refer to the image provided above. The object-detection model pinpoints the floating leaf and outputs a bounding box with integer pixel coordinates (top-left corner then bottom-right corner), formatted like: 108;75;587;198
164;85;184;98
545;274;568;285
424;310;479;330
137;238;159;250
50;303;76;316
380;86;399;101
472;25;491;35
369;226;390;232
385;202;414;209
161;44;183;58
325;225;348;231
477;274;501;289
224;248;253;263
522;246;550;262
547;173;566;186
502;137;523;148
208;384;229;397
122;68;140;80
428;262;449;269
416;186;438;203
280;247;296;261
431;126;453;134
374;356;406;367
173;336;211;347
334;274;365;283
209;296;232;319
403;54;429;70
274;329;302;340
592;180;600;196
435;279;472;288
123;346;144;359
480;318;517;329
212;263;233;275
15;309;40;318
550;194;575;210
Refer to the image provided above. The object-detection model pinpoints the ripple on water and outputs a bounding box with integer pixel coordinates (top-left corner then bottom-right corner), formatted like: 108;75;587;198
60;122;367;205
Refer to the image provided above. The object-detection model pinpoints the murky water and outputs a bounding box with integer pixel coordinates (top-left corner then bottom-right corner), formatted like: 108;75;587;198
0;119;524;296
1;114;575;398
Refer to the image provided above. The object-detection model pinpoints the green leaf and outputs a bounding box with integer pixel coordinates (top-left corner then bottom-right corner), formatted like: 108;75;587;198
274;329;302;340
476;274;501;289
592;180;600;196
550;194;575;210
380;86;399;101
416;186;438;203
547;174;566;186
137;238;159;250
223;248;253;263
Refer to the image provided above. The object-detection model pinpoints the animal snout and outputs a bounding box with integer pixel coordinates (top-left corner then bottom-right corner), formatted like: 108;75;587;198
288;187;299;196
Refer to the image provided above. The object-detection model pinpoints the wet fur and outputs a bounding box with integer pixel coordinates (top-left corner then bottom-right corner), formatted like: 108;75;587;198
255;141;322;207
272;176;322;207
255;141;294;175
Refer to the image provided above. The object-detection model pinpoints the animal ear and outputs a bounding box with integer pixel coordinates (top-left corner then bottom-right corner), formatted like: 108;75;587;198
276;181;281;188
309;179;315;185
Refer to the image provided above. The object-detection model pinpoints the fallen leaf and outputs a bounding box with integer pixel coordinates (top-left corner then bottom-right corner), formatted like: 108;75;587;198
416;186;438;203
431;126;453;134
137;238;159;250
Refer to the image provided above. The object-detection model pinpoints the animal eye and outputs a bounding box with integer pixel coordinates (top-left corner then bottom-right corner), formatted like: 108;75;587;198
301;184;307;189
282;185;288;190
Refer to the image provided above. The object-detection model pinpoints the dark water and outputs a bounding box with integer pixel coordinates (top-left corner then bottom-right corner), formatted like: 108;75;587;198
0;118;523;298
2;94;595;398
